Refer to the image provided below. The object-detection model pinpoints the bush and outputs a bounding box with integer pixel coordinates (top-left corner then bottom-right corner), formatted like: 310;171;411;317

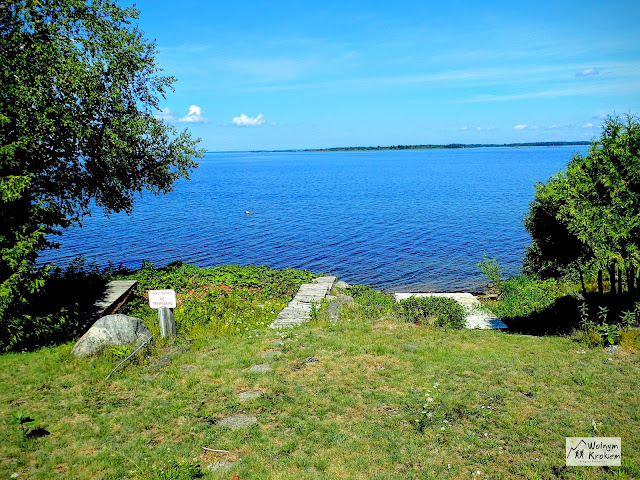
346;285;397;310
399;296;466;329
477;254;503;288
492;275;561;320
0;258;113;352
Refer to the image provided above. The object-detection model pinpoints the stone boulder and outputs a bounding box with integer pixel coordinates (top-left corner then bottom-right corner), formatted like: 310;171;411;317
71;314;152;357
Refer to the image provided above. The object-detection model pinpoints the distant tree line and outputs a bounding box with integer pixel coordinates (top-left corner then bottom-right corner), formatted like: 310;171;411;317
284;141;590;153
524;115;640;296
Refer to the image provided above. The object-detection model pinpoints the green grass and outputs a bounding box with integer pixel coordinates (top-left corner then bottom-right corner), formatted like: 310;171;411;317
1;267;640;479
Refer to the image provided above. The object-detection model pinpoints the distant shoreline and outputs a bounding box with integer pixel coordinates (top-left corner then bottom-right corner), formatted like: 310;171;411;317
248;141;590;154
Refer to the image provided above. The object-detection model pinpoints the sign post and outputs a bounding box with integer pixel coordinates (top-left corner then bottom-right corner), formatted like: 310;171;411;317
148;289;177;338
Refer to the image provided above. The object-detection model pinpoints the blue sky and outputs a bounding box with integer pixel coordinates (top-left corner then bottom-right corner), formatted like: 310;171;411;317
127;0;640;151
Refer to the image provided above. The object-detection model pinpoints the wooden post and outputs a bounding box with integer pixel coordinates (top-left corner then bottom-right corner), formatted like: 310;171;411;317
158;307;176;338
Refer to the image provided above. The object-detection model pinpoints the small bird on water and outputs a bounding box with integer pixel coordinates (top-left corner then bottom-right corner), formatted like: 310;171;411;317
245;211;254;215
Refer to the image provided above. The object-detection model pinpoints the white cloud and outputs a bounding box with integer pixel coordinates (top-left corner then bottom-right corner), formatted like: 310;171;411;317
179;105;208;123
154;107;175;123
513;124;527;130
576;67;599;77
232;113;265;127
460;126;469;131
582;122;594;128
531;125;539;130
475;126;483;131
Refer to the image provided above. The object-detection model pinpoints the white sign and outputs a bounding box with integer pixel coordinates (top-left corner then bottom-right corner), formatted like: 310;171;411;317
148;289;176;309
566;437;621;466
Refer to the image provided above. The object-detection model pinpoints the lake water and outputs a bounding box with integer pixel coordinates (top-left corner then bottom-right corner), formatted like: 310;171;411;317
39;146;588;292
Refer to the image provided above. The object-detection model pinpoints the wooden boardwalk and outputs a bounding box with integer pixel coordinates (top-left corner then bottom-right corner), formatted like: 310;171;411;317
394;292;507;329
270;276;336;328
91;280;138;317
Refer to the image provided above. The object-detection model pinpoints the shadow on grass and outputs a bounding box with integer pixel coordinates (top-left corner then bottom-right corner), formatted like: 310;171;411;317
502;293;639;336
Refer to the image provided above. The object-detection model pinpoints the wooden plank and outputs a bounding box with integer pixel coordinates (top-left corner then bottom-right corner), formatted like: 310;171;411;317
92;280;138;316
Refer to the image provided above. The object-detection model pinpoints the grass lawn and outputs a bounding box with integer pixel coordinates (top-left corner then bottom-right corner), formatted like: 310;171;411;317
1;271;639;479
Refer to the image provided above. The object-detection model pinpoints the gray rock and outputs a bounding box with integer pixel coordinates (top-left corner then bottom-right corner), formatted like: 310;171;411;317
238;391;263;401
605;344;620;355
218;414;257;429
248;363;272;373
336;294;355;304
402;344;418;351
335;281;350;289
328;301;341;322
326;294;355;322
327;294;354;304
261;349;282;359
71;315;152;357
205;460;236;472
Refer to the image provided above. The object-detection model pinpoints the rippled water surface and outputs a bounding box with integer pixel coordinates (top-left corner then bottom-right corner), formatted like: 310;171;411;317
40;146;588;291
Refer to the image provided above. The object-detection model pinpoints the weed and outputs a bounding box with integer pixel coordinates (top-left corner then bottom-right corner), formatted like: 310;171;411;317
110;345;132;360
621;302;640;328
144;460;203;479
595;323;620;346
10;410;37;437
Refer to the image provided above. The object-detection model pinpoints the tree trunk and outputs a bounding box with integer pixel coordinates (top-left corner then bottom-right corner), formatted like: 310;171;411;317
609;263;617;295
618;267;624;295
628;265;636;296
579;270;586;297
598;270;603;295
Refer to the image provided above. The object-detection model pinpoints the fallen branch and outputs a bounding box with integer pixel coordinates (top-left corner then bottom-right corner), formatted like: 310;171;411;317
202;447;230;454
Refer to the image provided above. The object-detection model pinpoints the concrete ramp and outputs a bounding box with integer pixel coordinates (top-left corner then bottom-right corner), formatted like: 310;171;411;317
394;292;507;329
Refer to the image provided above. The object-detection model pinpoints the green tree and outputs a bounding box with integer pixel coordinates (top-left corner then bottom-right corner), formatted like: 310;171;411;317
524;114;640;295
1;0;203;340
561;115;640;294
523;172;593;294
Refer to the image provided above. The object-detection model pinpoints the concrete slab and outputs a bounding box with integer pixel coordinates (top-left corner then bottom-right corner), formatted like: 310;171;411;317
270;276;336;328
394;292;507;330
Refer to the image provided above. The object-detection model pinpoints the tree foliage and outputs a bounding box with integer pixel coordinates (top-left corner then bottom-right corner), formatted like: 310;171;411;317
524;114;640;293
0;0;203;338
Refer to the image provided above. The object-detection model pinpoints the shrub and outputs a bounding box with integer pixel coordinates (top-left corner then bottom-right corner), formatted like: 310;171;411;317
345;285;397;311
492;275;561;320
0;258;113;352
477;254;504;288
573;328;604;348
399;296;466;329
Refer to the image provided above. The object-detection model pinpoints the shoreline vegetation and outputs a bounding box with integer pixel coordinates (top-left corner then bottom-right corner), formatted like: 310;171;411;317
1;261;639;479
248;141;590;154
